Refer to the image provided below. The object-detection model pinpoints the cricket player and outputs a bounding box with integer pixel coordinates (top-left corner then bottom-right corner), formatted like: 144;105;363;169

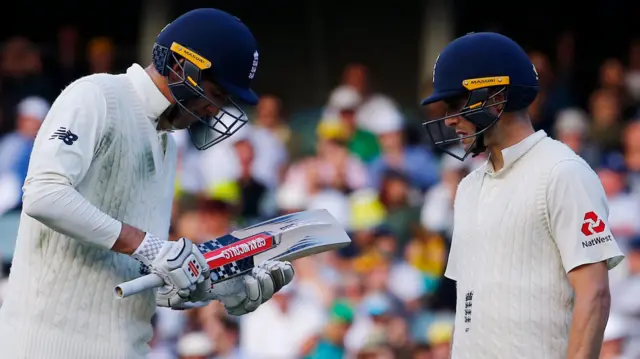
0;8;294;359
421;32;625;359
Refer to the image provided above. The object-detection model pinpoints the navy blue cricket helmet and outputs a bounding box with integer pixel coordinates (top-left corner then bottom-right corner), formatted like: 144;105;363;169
152;8;260;150
421;32;539;160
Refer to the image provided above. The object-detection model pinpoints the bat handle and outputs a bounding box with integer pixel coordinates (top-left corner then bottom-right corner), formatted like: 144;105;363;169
114;274;164;299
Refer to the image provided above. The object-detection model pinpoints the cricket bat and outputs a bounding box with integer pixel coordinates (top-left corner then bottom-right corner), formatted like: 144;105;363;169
114;209;351;299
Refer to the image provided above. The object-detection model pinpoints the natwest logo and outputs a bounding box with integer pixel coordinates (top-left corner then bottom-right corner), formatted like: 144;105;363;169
581;211;606;236
582;234;613;248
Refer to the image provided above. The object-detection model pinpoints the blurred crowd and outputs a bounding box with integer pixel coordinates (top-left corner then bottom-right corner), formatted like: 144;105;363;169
0;27;638;359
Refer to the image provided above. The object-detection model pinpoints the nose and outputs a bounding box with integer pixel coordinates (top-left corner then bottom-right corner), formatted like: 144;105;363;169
444;116;459;127
205;104;221;117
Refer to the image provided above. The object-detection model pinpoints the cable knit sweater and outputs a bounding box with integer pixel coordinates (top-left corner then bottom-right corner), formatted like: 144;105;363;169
0;64;176;359
444;131;624;359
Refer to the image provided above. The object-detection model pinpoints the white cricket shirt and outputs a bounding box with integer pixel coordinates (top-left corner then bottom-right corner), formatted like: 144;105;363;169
0;64;177;359
445;130;624;359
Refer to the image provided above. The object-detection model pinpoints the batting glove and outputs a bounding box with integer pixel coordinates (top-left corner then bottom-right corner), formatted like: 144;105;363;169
132;235;211;308
209;260;295;316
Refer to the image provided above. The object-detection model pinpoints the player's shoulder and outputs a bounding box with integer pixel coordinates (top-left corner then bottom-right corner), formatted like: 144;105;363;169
455;165;484;197
535;138;597;179
46;75;115;125
57;75;111;104
62;72;129;99
531;137;584;165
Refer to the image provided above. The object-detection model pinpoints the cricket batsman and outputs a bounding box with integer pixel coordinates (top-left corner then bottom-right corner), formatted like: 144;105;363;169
421;32;625;359
0;8;294;359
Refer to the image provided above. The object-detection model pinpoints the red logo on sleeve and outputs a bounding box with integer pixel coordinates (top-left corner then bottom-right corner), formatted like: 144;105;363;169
581;211;606;236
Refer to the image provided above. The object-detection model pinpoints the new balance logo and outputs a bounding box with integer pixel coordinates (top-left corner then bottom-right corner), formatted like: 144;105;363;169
582;234;613;248
49;127;78;145
581;211;606;236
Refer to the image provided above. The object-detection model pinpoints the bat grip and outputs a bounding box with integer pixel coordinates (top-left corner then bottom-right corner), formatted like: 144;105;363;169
114;274;164;299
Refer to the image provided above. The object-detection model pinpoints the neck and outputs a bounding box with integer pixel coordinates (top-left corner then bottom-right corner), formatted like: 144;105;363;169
144;65;175;105
144;65;177;131
488;116;535;171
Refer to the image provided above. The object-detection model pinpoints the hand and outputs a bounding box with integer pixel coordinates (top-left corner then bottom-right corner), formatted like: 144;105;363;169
132;235;211;308
211;260;295;316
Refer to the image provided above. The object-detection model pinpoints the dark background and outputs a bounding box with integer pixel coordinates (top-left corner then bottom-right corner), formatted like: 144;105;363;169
2;0;639;112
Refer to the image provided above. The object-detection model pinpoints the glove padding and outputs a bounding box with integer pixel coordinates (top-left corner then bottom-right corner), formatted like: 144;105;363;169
133;236;211;308
211;260;295;316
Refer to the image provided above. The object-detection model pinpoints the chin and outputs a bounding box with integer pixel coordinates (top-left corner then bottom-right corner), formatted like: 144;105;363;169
461;138;474;147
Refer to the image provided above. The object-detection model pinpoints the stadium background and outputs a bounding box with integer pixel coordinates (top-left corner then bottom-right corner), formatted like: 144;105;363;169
0;1;639;358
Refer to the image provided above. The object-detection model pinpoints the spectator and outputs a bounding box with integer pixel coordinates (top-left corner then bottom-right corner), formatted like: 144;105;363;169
599;313;632;359
86;37;115;74
625;38;640;106
176;332;213;359
554;108;601;168
211;317;247;359
1;37;56;133
597;153;640;247
304;300;354;358
232;121;288;191
420;156;471;238
339;63;401;135
283;121;369;197
368;105;440;192
528;51;573;134
610;235;640;358
588;88;625;152
323;85;381;163
0;96;49;216
231;136;270;223
378;169;422;249
253;94;299;158
622;120;640;195
240;282;326;359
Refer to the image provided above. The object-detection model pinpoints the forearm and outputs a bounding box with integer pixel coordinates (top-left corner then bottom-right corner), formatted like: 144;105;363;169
23;182;124;250
566;291;611;359
111;223;146;255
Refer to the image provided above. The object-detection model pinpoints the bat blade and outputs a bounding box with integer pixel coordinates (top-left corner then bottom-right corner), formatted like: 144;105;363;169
198;209;350;283
114;209;351;298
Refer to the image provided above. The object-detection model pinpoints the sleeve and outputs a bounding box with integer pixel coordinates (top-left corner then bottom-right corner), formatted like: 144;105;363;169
443;236;461;281
22;80;123;249
546;159;625;273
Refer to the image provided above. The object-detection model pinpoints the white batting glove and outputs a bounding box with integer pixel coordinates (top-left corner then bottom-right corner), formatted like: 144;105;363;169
132;234;211;308
210;260;295;316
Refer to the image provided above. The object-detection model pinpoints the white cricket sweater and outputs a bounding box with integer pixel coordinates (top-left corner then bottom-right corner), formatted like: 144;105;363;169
445;131;624;359
0;64;177;359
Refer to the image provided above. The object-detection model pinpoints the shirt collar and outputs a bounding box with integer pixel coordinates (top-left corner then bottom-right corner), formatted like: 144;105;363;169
483;130;548;176
125;63;171;126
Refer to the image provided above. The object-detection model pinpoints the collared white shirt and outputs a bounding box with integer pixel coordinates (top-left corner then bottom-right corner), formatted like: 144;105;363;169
444;130;624;359
481;129;547;176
